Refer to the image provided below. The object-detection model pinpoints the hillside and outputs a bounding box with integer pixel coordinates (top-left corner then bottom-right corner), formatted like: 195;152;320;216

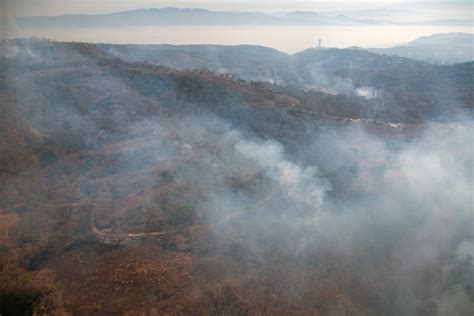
100;42;473;122
0;39;473;315
368;32;474;64
98;43;291;84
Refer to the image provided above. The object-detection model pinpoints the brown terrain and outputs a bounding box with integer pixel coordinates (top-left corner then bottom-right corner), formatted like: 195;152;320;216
0;39;472;315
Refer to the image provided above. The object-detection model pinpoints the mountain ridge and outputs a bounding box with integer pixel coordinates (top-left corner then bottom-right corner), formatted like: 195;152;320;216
13;7;403;27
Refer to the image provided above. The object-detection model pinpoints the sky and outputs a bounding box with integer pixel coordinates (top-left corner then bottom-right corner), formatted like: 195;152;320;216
1;0;471;51
0;0;472;18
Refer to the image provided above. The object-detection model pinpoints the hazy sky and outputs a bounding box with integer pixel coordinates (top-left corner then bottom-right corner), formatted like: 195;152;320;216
1;0;471;50
1;0;472;18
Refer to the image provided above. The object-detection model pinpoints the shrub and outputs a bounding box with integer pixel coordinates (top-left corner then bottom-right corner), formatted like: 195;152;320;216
168;205;197;227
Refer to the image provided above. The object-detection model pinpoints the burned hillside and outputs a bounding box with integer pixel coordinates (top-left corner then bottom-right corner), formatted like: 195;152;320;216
0;39;473;315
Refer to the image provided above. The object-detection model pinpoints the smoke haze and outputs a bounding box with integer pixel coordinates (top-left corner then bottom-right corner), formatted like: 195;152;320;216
0;1;472;313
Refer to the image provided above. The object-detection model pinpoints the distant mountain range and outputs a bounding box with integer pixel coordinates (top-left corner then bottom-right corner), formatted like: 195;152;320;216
15;8;382;27
368;33;473;64
14;7;472;27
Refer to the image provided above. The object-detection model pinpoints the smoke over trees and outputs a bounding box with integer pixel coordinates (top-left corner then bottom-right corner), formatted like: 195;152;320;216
0;38;472;315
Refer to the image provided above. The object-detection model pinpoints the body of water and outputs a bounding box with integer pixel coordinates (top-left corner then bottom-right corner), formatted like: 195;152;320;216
4;25;473;53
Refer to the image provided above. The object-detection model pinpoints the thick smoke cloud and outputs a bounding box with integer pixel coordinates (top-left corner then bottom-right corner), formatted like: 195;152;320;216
128;114;473;314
